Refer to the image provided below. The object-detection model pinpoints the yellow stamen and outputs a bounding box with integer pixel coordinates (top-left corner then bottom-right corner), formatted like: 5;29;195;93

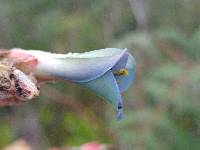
114;68;129;76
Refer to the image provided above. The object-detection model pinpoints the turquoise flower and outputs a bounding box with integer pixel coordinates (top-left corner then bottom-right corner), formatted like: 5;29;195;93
5;48;136;119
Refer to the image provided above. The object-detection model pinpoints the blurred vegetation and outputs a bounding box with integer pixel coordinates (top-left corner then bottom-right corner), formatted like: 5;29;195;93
0;0;199;149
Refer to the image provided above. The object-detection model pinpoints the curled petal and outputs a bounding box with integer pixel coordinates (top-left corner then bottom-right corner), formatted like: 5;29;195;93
115;54;136;92
112;48;129;71
80;70;123;120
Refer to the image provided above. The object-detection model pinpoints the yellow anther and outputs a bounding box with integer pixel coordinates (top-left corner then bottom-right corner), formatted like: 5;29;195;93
114;68;129;76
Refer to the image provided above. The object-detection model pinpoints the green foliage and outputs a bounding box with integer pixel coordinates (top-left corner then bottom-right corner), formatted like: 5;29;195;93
188;28;200;59
0;121;14;147
63;112;102;145
109;28;200;150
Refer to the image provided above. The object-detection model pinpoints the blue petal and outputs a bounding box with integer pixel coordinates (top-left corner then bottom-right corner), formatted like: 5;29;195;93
115;54;136;92
23;48;128;82
112;49;129;71
80;70;123;120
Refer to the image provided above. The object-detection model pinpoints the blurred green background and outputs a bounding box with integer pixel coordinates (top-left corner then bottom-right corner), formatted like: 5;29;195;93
0;0;200;149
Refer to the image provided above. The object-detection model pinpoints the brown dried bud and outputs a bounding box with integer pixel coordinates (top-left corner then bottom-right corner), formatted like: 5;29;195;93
0;59;39;105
